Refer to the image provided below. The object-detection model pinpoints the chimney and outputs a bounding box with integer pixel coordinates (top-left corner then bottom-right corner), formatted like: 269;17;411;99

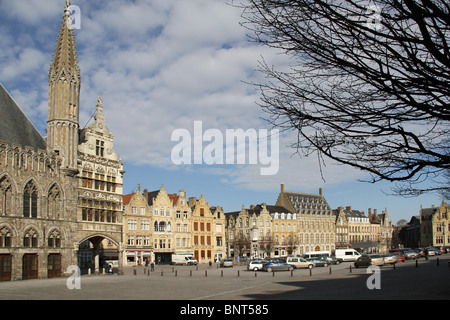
143;189;148;201
319;188;323;196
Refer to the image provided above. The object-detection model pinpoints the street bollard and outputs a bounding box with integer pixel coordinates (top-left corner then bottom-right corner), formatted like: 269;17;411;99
190;270;192;277
175;270;177;277
437;258;440;266
349;265;352;273
133;269;136;276
205;270;208;277
393;263;396;270
237;270;240;277
272;271;275;277
221;270;223;277
291;270;293;277
255;271;257;277
416;260;418;268
329;267;332;275
310;268;312;276
161;270;164;276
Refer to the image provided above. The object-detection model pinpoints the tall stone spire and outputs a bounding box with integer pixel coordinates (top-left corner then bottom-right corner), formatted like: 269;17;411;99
47;0;81;175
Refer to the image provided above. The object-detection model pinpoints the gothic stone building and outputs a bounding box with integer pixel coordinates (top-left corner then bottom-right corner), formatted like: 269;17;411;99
0;2;123;281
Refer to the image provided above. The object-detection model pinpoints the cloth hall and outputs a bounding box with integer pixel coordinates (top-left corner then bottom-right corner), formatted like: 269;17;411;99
0;1;124;281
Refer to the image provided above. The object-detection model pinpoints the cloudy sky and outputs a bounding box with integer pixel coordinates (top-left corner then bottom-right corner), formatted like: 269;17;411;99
0;0;442;224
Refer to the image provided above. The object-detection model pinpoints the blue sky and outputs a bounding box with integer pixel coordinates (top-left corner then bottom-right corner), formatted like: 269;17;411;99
0;0;443;224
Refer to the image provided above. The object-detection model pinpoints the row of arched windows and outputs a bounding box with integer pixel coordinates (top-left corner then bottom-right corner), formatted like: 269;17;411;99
0;226;62;248
0;176;63;219
154;221;171;232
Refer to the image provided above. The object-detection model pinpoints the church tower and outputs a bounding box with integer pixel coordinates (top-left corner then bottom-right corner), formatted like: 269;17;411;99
47;0;81;175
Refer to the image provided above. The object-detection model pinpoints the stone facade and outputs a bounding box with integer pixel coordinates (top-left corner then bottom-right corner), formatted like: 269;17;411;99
0;1;124;280
276;184;336;254
420;201;450;247
0;138;79;281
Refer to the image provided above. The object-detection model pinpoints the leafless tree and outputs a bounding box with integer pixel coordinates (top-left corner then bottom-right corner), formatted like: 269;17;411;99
237;0;450;197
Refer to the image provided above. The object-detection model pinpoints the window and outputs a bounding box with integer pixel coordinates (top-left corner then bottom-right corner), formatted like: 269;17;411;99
0;176;13;217
23;181;38;218
96;140;104;157
0;227;12;247
24;229;38;247
141;220;149;231
48;229;61;248
47;184;61;219
132;206;137;214
128;219;137;230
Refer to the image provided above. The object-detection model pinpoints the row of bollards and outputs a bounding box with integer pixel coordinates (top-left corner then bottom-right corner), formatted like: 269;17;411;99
132;258;447;278
133;266;324;278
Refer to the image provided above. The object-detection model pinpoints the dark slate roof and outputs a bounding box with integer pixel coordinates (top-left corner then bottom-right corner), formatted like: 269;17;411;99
0;83;47;150
225;204;291;219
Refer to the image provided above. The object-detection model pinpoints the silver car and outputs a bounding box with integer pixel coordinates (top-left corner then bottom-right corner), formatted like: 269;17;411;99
220;259;233;268
381;254;397;264
247;259;269;271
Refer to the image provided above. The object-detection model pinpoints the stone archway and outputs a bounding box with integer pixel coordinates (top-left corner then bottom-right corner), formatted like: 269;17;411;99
78;234;123;275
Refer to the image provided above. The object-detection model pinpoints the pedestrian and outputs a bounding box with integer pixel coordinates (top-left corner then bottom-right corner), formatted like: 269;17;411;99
108;262;113;275
424;248;429;260
150;261;155;272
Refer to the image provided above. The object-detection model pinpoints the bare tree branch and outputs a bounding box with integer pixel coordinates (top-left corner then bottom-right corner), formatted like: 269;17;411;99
235;0;450;196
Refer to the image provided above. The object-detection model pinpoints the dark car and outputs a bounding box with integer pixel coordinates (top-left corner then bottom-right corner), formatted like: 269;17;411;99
325;255;342;265
354;254;384;268
262;262;295;272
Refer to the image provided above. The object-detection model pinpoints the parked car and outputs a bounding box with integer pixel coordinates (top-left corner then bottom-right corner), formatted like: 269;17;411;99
424;247;436;256
402;249;418;260
325;255;342;265
381;254;397;265
262;262;295;272
391;252;406;262
220;259;233;268
415;248;426;258
247;260;269;271
354;254;385;268
286;257;314;269
306;257;329;267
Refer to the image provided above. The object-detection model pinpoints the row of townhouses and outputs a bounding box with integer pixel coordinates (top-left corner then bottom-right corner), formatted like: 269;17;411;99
0;2;448;282
121;182;397;267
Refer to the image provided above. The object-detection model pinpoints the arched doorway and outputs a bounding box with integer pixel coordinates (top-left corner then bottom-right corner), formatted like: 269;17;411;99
78;235;122;275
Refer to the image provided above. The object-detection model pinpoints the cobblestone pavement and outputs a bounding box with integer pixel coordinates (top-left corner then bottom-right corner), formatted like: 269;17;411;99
0;256;449;300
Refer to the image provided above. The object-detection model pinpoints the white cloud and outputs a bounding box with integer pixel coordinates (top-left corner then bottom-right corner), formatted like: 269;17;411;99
0;0;367;194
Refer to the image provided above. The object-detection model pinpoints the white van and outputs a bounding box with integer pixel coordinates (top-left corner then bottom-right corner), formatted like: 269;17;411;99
302;251;330;259
334;249;361;262
171;254;198;265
